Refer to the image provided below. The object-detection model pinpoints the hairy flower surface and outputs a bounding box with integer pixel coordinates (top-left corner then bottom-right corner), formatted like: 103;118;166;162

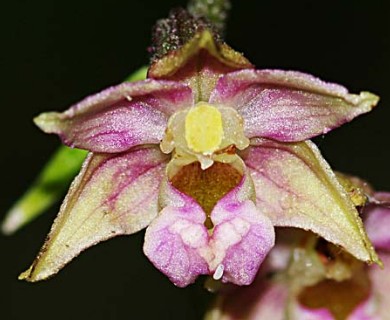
206;187;390;320
20;29;380;287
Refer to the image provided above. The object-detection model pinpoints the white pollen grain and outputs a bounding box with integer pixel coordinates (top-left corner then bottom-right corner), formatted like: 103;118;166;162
213;264;224;280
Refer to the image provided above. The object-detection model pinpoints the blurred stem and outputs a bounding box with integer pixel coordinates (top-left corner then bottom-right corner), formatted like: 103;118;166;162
2;147;87;235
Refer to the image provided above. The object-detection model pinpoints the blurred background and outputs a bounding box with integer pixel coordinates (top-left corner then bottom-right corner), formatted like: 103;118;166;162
1;0;389;319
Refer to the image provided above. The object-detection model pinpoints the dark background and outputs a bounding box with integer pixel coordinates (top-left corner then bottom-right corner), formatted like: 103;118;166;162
1;0;389;319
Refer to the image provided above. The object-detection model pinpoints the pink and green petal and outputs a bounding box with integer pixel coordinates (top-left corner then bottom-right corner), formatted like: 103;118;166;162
143;192;210;287
34;80;194;153
209;179;275;285
244;138;379;264
210;69;378;142
19;146;168;282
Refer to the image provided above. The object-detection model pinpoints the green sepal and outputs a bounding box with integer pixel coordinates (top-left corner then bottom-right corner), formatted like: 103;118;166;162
2;66;148;234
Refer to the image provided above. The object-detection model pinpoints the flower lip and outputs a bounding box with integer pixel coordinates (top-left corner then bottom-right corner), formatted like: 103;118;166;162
145;158;274;287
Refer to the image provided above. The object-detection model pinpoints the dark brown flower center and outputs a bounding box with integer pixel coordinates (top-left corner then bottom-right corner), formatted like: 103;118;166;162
170;161;242;228
298;267;371;320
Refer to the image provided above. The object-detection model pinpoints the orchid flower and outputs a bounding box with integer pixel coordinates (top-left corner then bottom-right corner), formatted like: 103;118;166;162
205;183;390;320
19;9;380;288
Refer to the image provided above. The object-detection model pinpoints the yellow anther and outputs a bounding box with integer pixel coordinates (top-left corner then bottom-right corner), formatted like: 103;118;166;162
185;103;223;154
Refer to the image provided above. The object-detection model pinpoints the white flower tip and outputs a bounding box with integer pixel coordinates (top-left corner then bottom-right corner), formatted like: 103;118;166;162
213;264;224;280
360;91;380;108
344;91;379;111
354;91;380;110
33;112;62;133
18;266;33;281
1;207;25;235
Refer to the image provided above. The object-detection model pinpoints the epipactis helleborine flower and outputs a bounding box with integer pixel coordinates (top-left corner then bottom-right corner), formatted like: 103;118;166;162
20;14;380;287
206;184;390;320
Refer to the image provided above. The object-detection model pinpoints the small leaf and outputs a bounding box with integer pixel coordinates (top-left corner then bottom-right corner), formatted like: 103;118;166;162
2;147;87;235
124;66;148;82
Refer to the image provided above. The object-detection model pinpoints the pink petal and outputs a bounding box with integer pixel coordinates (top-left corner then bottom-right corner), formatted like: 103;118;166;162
245;138;379;264
19;147;168;282
210;181;275;285
206;281;288;320
294;257;386;320
364;192;390;251
369;253;390;319
206;233;293;319
143;188;210;287
34;80;194;153
347;295;380;320
292;305;335;320
210;69;378;142
293;294;378;320
237;282;287;320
